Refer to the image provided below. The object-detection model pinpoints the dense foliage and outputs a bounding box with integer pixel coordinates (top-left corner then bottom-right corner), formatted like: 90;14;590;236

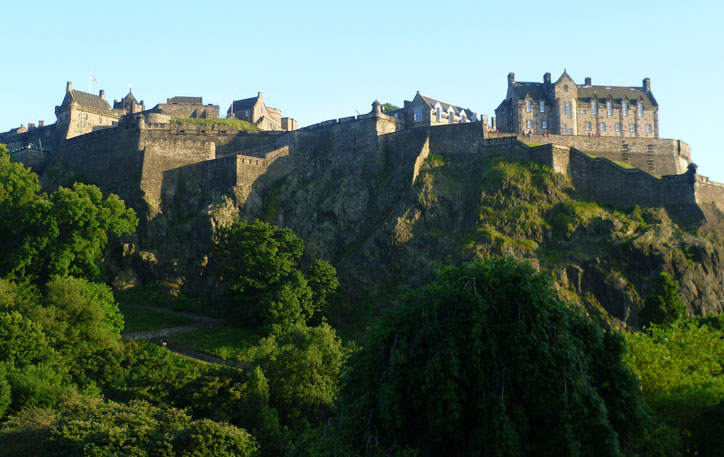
331;258;652;457
213;219;338;333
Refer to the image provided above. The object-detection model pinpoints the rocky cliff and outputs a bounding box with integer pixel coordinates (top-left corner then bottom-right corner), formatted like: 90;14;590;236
102;122;724;329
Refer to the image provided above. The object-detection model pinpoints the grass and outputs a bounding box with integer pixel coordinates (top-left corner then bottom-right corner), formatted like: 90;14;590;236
166;326;262;362
115;283;224;317
119;303;195;333
171;117;260;131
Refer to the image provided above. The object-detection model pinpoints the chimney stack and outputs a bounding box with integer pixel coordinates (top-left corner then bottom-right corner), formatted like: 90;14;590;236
508;72;515;85
543;72;551;85
643;77;651;92
38;120;44;127
99;89;105;100
585;77;592;86
66;81;72;93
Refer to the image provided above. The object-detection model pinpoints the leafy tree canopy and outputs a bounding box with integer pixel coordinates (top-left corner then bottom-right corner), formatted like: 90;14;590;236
213;220;338;333
0;147;138;283
638;272;686;328
382;103;399;112
335;258;651;457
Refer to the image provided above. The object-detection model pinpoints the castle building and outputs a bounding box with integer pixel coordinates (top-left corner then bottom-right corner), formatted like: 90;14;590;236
147;96;220;119
54;82;123;139
228;92;297;131
113;91;145;114
386;91;478;127
495;71;659;138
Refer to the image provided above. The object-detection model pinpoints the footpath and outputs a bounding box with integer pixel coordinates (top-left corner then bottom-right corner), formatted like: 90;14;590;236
121;304;249;370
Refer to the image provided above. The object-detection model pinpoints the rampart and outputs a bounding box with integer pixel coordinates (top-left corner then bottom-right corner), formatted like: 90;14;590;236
486;131;690;176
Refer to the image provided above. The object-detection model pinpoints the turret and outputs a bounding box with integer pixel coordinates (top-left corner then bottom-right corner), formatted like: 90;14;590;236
372;99;382;116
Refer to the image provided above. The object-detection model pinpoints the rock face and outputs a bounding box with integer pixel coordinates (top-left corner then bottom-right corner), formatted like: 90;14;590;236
44;115;724;327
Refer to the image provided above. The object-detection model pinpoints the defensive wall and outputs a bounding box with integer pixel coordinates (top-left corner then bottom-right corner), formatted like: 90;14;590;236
486;131;690;176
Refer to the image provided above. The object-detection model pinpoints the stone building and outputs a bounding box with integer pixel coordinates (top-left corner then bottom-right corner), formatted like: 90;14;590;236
386;91;477;127
147;96;219;119
54;82;123;139
495;71;658;138
113;90;145;114
227;92;297;131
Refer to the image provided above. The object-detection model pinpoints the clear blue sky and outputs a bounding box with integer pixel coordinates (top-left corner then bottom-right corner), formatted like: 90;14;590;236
2;0;722;181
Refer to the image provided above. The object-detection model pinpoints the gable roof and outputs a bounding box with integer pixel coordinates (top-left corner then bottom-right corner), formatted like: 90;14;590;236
229;96;261;112
511;82;550;101
167;96;203;104
417;93;476;118
576;85;657;106
67;90;112;111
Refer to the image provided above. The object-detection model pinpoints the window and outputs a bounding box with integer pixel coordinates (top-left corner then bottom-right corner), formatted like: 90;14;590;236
607;101;613;115
646;124;652;133
563;123;567;133
564;85;569;92
540;100;545;113
601;122;607;131
461;112;467;123
526;100;531;112
436;106;441;122
562;102;567;115
623;102;629;116
567;102;572;118
630;124;636;133
586;122;592;131
616;123;621;132
527;120;533;129
449;110;454;124
413;106;423;123
542;120;548;129
592;100;598;114
638;102;644;117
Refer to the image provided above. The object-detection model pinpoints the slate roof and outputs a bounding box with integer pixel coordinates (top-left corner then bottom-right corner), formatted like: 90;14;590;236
418;94;476;118
229;96;260;112
577;85;657;106
68;90;112;111
168;96;203;104
511;82;550;101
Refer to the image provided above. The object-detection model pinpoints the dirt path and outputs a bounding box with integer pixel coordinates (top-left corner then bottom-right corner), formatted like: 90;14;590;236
120;303;247;369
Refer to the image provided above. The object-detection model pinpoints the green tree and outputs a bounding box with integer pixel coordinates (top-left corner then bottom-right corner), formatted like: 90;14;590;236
639;272;686;328
381;103;399;112
214;220;329;332
0;149;138;283
256;323;346;426
306;259;340;319
33;276;124;360
335;258;651;457
625;320;724;455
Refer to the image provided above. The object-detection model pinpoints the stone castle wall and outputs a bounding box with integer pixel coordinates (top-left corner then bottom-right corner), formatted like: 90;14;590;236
486;131;690;176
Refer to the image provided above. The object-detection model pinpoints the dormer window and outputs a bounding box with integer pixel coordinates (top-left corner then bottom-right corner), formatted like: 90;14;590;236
436;106;441;122
461;112;467;123
592;100;598;114
448;109;454;124
607;101;613;115
540;100;545;113
638;102;644;116
623;102;629;116
526;100;532;112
